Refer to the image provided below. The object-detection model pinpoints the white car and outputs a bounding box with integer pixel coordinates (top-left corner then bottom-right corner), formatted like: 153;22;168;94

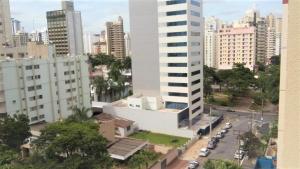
224;122;232;129
199;148;210;157
188;161;199;169
221;129;228;134
234;150;245;160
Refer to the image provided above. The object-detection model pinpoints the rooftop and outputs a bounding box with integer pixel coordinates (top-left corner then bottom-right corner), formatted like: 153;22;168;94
107;137;147;160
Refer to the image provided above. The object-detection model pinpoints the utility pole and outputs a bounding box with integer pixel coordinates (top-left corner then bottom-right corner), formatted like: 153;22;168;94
210;106;212;139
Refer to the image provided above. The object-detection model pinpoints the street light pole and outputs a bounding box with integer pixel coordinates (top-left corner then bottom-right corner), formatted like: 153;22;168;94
210;107;212;139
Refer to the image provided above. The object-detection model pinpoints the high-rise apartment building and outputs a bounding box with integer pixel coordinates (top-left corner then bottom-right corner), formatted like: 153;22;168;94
275;17;282;56
124;33;131;57
216;26;256;70
204;17;220;68
278;0;300;168
0;0;27;59
256;17;268;64
0;54;91;124
47;0;84;56
11;18;21;35
130;0;204;126
0;0;13;46
266;27;276;61
105;17;125;59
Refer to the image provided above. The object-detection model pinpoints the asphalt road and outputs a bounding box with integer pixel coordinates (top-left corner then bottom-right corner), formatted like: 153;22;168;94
196;111;278;169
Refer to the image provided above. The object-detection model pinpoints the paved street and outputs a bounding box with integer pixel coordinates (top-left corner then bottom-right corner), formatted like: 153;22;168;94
170;110;278;169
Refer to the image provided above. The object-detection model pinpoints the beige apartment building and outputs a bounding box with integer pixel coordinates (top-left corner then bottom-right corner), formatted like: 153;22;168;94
278;0;300;168
105;16;125;59
216;26;256;70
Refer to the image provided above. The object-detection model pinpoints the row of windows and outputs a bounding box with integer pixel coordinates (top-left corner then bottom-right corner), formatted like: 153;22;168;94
165;102;188;110
168;53;187;57
25;65;40;70
191;0;200;7
168;63;187;67
66;88;76;93
29;95;43;101
168;92;188;97
28;85;42;92
191;10;200;17
167;42;187;47
168;73;187;77
65;79;76;84
27;75;41;81
166;0;186;5
64;70;75;75
31;114;45;122
167;32;187;37
166;21;200;27
168;82;188;87
30;105;44;112
166;10;186;16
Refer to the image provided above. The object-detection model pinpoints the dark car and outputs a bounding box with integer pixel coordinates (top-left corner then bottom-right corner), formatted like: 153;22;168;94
211;136;219;143
207;141;217;149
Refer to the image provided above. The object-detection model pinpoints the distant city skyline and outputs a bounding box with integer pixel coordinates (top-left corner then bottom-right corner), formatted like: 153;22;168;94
10;0;282;33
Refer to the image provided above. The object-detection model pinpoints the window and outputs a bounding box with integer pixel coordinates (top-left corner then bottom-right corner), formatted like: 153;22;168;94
167;21;187;26
167;42;187;47
25;65;32;70
166;10;186;16
168;63;187;67
191;70;201;76
192;79;201;85
168;83;187;87
34;65;40;69
39;114;45;119
191;61;200;66
192;97;201;104
167;32;187;37
168;53;187;57
191;42;200;46
191;32;200;36
191;10;200;17
192;106;201;114
31;116;38;122
192;88;201;95
191;21;200;26
166;0;186;5
191;0;200;7
168;73;187;77
166;102;188;109
168;92;188;97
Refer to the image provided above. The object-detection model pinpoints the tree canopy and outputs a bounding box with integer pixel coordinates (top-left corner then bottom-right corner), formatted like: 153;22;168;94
203;159;242;169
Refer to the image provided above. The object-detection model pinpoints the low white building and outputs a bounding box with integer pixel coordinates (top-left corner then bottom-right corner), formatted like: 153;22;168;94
0;55;91;124
103;95;199;138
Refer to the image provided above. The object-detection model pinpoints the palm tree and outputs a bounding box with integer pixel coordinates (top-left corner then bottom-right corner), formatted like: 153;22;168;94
93;76;106;101
66;107;91;123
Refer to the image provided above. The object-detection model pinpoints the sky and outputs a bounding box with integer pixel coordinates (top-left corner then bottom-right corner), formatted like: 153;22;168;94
10;0;282;34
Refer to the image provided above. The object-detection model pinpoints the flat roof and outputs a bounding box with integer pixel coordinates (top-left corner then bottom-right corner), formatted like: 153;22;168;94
107;138;147;160
111;99;182;114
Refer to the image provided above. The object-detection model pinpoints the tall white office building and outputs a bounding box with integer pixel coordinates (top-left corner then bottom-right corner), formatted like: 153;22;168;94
130;0;204;126
0;0;13;45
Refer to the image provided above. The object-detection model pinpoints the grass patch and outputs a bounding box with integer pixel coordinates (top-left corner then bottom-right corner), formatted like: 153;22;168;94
129;131;189;148
207;93;234;107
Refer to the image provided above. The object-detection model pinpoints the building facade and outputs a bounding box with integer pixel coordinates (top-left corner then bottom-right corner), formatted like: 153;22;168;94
105;17;126;59
216;26;256;70
47;0;84;57
278;0;300;168
124;33;131;57
255;17;267;64
0;55;91;124
204;17;220;68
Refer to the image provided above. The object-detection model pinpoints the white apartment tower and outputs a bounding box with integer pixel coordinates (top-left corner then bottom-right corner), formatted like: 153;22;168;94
47;0;84;57
130;0;204;126
204;17;220;68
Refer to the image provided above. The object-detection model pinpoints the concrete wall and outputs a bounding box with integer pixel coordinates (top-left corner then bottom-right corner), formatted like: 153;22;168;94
103;104;195;138
129;0;161;97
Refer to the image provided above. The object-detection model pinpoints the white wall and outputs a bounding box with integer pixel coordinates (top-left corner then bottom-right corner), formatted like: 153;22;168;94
103;104;195;138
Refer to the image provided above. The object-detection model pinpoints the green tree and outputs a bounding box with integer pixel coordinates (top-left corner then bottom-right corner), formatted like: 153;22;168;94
65;107;91;123
0;144;19;166
203;159;242;169
240;131;264;158
93;76;108;101
0;114;31;150
34;121;113;169
128;150;159;169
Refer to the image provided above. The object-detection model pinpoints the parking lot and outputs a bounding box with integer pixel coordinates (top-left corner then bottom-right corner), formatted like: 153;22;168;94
184;110;278;169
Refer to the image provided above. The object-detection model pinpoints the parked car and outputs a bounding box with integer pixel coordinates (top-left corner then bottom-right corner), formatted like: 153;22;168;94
216;132;224;139
188;160;199;169
211;136;219;143
199;148;210;157
224;122;232;129
227;109;235;112
207;141;217;149
221;129;228;134
234;150;245;160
